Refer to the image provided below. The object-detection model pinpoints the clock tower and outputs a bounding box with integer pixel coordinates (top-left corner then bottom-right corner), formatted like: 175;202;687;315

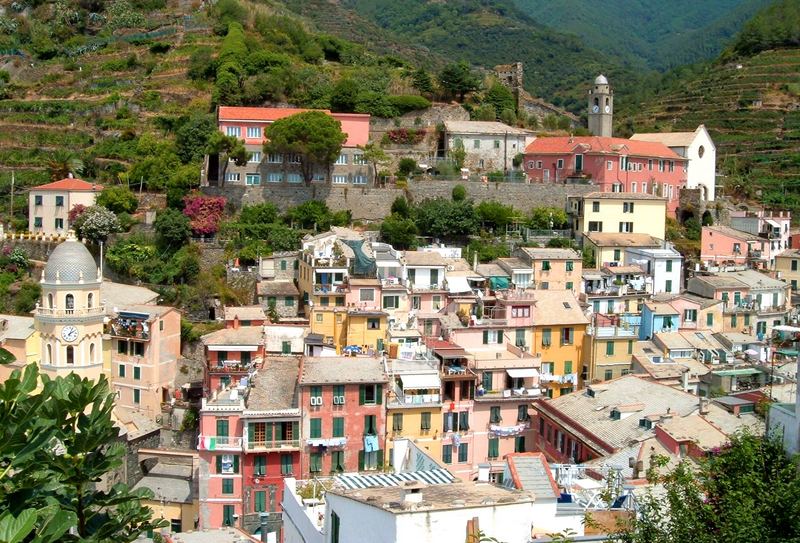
588;74;613;138
35;233;105;381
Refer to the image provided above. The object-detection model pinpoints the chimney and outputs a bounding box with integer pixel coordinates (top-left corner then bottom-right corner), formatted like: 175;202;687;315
699;396;709;415
401;481;425;504
233;314;239;329
681;369;690;392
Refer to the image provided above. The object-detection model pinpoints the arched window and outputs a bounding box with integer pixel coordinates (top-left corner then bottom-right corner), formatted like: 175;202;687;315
605;97;609;106
48;293;54;309
87;293;93;309
47;344;52;364
66;346;74;365
89;343;95;363
593;97;599;107
65;294;74;314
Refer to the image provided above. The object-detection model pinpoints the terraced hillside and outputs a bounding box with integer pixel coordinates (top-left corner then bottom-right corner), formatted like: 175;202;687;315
627;47;800;209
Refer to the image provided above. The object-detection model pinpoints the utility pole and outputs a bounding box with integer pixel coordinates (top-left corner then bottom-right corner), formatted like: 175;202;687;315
9;170;14;231
503;131;508;178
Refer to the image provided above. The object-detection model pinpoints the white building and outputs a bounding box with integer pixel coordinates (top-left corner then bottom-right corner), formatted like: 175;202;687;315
625;246;683;295
631;124;716;202
443;120;535;174
28;177;103;235
769;348;800;457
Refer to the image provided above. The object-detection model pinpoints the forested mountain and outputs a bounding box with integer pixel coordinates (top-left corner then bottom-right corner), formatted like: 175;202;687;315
514;0;770;70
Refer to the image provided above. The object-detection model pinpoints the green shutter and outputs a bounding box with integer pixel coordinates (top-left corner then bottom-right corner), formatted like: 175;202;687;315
333;417;344;437
442;444;452;464
377;449;384;468
248;423;255;445
482;330;489;344
627;340;633;354
358;450;365;471
292;421;299;439
310;418;322;438
265;422;273;442
233;455;239;474
606;341;614;356
707;313;714;326
359;385;366;405
376;384;383;404
488;438;499;458
216;455;222;473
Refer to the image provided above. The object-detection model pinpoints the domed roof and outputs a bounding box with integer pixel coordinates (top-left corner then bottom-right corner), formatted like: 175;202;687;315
43;240;99;284
594;74;609;85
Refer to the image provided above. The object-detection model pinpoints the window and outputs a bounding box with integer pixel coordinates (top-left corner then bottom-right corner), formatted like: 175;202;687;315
631;182;637;193
392;413;403;432
706;313;714;326
607;160;613;171
458;443;469;463
267;153;283;163
488;438;499;459
133;366;141;380
254;490;266;512
267;173;283;183
575;154;584;170
606;341;614;356
494;140;501;149
222;478;234;494
482;330;501;344
432;295;442;309
289;154;301;164
490;406;501;423
55;218;64;230
332;175;348;184
442;444;452;464
473;139;480;149
315;313;323;323
364;414;377;436
536;160;543;168
684;309;697;322
310;452;322;473
658;160;665;172
310;418;322;438
34;217;42;228
540;282;549;290
564;360;573;374
542;328;552;347
514;436;526;453
335;154;348;165
226;126;241;137
669;160;675;172
613;249;621;261
133;342;144;356
248;151;261;163
666;260;673;272
561;327;574;345
665;279;673;293
33;195;43;206
557;159;564;169
517;404;529;421
353;175;368;185
133;389;140;404
620;156;628;171
642;182;647;194
588;221;603;232
332;417;344;437
515;328;526;346
353;154;368;165
542;260;551;271
283;173;301;184
331;450;344;472
253;455;266;476
527;161;535;169
359;384;382;406
222;505;235;527
55;195;64;207
246;126;261;138
382;295;399;309
623;202;635;213
566;281;574;290
367;318;380;330
118;364;125;377
604;369;614;381
618;222;633;233
566;261;574;272
420;412;432;431
225;172;241;183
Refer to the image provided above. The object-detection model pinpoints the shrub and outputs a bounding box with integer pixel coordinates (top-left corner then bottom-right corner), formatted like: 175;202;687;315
387;95;431;114
384;127;426;145
182;194;227;236
452;184;467;202
149;42;170;54
397;158;418;177
97;185;138;214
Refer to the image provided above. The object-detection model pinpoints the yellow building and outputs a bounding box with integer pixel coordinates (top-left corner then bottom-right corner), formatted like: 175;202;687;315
384;358;444;463
583;232;663;268
133;461;198;533
569;192;667;241
583;325;635;384
309;307;388;353
0;315;40;381
514;247;583;291
530;290;589;398
775;249;800;292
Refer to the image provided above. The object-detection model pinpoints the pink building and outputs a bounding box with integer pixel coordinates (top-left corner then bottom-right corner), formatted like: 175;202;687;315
201;323;265;394
523;136;688;215
208;106;370;186
701;225;770;269
197;357;301;533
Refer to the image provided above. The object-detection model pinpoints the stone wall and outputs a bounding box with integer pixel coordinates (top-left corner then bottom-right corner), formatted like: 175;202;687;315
204;180;597;222
125;429;161;486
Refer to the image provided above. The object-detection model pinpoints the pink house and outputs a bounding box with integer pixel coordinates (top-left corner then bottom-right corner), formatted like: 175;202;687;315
208;106;371;186
523;136;688;215
701;225;770;268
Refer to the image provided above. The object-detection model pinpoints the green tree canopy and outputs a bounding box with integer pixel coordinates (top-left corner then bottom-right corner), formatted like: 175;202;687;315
483;82;516;117
97;185;138;215
0;364;165;542
154;208;191;250
439;61;481;101
476;201;515;231
264;111;347;185
414;198;479;240
240;203;280;225
380;214;418;250
528;206;568;230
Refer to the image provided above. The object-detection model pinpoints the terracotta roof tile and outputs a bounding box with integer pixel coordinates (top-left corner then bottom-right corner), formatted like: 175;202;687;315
524;136;685;160
33;178;103;191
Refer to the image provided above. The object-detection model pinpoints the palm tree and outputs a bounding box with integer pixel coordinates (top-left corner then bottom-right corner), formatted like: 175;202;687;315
47;150;84;181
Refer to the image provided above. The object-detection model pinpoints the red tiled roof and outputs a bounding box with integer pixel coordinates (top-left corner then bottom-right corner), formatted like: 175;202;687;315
33;178;103;192
524;136;685;160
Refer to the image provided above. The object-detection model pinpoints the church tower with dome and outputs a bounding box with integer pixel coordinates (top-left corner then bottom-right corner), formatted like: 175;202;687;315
34;233;106;381
588;74;613;137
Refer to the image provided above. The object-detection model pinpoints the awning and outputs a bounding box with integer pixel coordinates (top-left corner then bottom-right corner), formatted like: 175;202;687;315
447;276;472;294
506;368;539;378
401;373;441;390
335;469;454;490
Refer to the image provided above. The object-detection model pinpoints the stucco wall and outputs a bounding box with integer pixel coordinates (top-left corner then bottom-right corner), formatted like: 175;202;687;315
204;181;596;222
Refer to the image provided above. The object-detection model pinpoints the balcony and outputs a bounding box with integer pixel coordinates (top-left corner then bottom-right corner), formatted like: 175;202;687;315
208;360;257;373
590;325;639;338
441;363;476;379
389;384;442;408
477;387;542;401
197;435;243;451
540;373;578;385
106;316;150;340
37;305;106;318
313;283;349;295
304;252;348;268
246;439;302;452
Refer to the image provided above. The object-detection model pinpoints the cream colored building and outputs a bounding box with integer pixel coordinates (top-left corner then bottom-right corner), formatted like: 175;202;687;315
569;192;667;242
583;232;664;269
35;236;107;381
0;315;39;381
513;247;582;291
775;249;800;291
28;177;103;235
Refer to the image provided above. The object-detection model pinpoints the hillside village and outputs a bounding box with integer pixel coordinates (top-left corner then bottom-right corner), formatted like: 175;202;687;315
0;0;800;542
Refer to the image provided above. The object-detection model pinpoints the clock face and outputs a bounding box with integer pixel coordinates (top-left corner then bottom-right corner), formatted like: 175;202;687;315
61;326;79;343
592;105;599;113
604;105;611;113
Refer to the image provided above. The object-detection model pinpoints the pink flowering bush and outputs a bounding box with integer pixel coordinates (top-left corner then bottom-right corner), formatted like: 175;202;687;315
384;128;426;145
182;194;227;236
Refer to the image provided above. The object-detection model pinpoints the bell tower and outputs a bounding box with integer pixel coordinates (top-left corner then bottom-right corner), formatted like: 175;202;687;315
588;74;613;137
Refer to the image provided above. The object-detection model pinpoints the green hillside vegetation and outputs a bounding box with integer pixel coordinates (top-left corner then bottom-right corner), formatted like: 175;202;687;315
280;0;638;115
515;0;770;71
624;0;800;211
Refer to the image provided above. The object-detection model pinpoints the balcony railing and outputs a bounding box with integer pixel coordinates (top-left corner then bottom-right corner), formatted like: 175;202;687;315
478;387;542;400
390;387;442;406
107;318;150;340
441;364;476;378
209;360;255;373
313;283;348;295
246;439;302;451
197;435;243;451
540;373;578;385
37;305;106;317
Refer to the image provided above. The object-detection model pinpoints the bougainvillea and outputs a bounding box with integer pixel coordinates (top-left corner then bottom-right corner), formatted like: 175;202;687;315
182;194;227;236
68;203;86;223
383;127;426;145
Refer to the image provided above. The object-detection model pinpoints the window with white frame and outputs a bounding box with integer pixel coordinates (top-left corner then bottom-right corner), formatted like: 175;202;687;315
482;329;502;344
312;173;326;182
669;160;674;172
335;154;347;165
473;139;480;149
536;160;543;168
556;159;564;169
226;126;241;137
353;175;368;185
648;159;653;171
514;273;532;288
246;126;261;138
225;172;240;183
607;160;613;170
527;161;535;169
642;182;648;194
353;154;368;165
246;174;261;185
289;154;301;164
631;182;637;193
332;175;348;184
267;153;283;163
658;160;665;172
249;151;261;163
620;156;628;171
618;222;633;233
267;173;283;183
287;173;302;184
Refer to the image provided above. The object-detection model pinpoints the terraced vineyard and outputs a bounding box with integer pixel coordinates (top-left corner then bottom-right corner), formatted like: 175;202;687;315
628;47;800;209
